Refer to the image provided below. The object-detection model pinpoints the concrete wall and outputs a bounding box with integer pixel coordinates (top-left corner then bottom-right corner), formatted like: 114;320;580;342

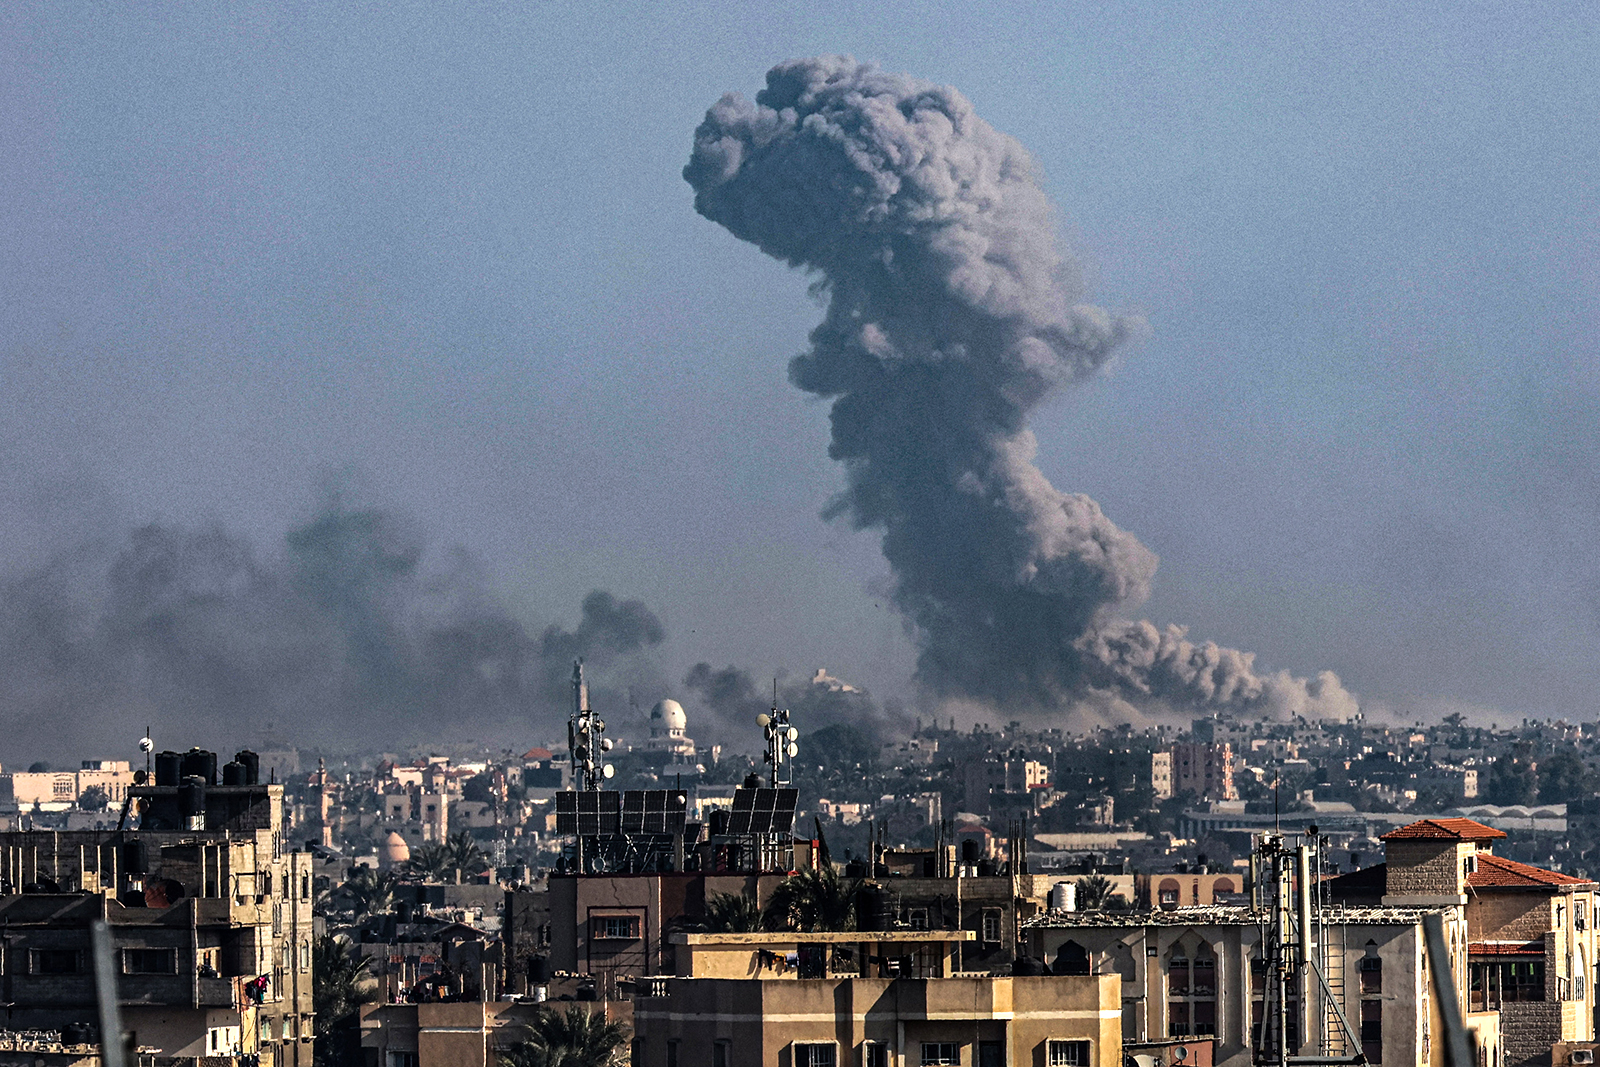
634;975;1120;1067
1384;841;1472;898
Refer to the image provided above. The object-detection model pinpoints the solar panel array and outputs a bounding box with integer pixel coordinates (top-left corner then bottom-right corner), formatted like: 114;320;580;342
620;790;689;834
726;787;798;834
554;790;621;835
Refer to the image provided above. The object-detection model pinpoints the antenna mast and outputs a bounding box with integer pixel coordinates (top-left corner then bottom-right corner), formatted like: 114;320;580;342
757;677;798;787
567;659;614;791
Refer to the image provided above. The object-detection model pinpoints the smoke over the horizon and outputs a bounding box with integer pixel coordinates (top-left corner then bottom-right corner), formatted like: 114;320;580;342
685;56;1356;721
0;489;667;761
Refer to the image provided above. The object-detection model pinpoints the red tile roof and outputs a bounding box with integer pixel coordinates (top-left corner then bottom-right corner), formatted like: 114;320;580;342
1468;940;1547;955
1380;818;1507;842
523;747;555;761
1467;853;1593;889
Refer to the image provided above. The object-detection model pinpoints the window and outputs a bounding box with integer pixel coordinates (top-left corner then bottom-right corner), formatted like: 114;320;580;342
386;1053;417;1067
905;907;929;931
123;948;177;974
31;949;80;975
978;1041;1003;1067
714;1041;731;1067
591;915;640;940
1167;948;1217;1036
920;1044;959;1066
1047;1041;1091;1067
863;1043;889;1067
1360;1000;1382;1064
797;944;827;980
796;1043;837;1067
1360;956;1383;994
981;910;1002;944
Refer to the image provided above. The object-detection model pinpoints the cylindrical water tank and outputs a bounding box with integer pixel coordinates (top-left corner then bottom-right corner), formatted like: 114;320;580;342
178;776;207;818
222;761;247;786
155;751;182;787
180;748;217;785
1050;881;1076;912
233;750;260;785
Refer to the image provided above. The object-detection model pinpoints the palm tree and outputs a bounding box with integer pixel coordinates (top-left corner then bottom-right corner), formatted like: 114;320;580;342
500;1005;629;1067
405;842;454;881
342;868;399;914
1074;874;1114;911
313;935;378;1067
701;891;764;933
446;830;485;874
762;868;875;932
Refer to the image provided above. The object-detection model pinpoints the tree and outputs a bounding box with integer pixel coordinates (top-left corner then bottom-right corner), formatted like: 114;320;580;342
762;868;875;932
342;868;399;915
78;785;110;812
1538;749;1589;805
1484;756;1536;806
1075;874;1115;911
501;1005;629;1067
313;935;378;1067
446;831;486;874
700;891;763;933
405;842;454;881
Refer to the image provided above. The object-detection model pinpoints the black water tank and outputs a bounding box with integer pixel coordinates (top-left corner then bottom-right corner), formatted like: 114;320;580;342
180;748;217;785
121;839;148;874
1012;956;1045;977
961;839;981;865
155;751;182;787
528;955;551;983
178;776;207;818
709;809;730;836
222;761;247;786
61;1023;92;1045
233;750;260;785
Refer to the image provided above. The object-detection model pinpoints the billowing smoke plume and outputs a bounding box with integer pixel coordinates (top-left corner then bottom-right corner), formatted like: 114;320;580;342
683;662;905;753
685;57;1356;721
0;487;666;760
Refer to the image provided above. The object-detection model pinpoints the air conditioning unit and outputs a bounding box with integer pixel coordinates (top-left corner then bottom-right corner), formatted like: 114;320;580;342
1569;1049;1594;1065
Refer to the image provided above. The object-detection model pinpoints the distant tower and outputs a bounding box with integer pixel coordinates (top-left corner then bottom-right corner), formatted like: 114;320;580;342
567;659;613;790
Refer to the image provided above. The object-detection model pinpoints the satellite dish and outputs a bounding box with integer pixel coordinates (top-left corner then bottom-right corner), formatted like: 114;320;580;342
138;737;154;753
786;727;799;741
602;764;616;779
757;714;771;727
786;743;799;758
1173;1046;1188;1062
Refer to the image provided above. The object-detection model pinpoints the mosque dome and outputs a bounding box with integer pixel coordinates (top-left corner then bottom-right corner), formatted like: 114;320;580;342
381;831;411;869
650;699;688;733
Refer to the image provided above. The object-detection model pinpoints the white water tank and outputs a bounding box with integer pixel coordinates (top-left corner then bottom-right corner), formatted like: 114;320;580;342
1050;881;1076;912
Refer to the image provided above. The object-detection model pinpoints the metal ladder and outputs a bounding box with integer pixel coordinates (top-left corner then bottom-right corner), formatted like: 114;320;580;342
1320;912;1350;1057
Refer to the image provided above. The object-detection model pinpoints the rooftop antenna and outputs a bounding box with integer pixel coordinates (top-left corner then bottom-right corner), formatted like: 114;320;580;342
756;677;798;787
568;659;614;791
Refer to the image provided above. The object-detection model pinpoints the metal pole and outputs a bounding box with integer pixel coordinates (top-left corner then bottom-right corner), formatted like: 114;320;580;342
1423;912;1474;1067
91;919;128;1067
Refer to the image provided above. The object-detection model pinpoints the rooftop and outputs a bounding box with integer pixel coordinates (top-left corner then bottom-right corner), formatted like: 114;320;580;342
1467;853;1593;889
1023;904;1447;929
1380;818;1506;842
671;930;975;945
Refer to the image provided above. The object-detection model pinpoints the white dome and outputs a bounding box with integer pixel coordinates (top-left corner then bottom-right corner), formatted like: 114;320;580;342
650;699;688;732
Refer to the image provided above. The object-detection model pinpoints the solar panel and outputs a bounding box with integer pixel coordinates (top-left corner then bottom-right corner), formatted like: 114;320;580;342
619;790;689;834
554;790;621;835
726;787;798;834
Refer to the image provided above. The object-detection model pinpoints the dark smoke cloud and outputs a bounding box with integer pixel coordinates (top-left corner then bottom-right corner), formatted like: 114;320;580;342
0;487;666;761
683;662;904;752
685;57;1356;721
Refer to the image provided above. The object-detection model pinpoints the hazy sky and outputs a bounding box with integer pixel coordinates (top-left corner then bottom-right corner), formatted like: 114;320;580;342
3;2;1598;743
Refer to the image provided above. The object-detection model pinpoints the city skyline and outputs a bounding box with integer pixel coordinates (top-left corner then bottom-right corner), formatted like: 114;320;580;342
3;4;1598;758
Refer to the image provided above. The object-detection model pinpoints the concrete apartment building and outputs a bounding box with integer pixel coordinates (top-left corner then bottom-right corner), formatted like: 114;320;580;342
0;749;314;1067
635;929;1122;1067
1023;902;1480;1067
1168;744;1236;802
0;761;136;815
1330;817;1598;1067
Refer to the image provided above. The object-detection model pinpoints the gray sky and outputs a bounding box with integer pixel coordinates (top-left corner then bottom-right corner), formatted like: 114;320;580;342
3;1;1598;751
